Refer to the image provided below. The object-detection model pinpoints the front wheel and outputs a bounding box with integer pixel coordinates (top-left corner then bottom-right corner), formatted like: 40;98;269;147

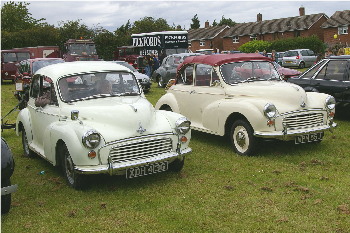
169;158;185;172
230;120;257;156
61;144;87;190
158;76;164;88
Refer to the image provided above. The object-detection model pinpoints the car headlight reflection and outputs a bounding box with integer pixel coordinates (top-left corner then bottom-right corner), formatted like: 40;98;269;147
82;130;101;149
175;117;191;134
264;103;277;119
325;96;336;110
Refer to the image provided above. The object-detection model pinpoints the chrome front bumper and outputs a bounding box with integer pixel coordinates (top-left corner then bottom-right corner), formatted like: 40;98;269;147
254;122;337;141
74;148;192;175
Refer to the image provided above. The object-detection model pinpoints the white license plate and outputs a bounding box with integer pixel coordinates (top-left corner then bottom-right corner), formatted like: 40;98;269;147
295;132;324;144
126;161;168;179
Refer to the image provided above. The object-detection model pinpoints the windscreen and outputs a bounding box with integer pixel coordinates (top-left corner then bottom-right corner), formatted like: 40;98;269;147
58;71;140;102
220;61;280;84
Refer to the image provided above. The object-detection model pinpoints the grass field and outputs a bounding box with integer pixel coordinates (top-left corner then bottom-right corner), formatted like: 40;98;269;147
1;80;350;232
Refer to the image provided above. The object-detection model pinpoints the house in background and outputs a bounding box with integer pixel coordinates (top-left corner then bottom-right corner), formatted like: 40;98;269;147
188;22;229;53
222;7;329;52
321;10;350;47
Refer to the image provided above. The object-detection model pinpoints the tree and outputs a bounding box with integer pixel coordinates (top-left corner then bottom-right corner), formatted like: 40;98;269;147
218;15;236;27
94;29;118;60
190;14;200;29
131;17;172;34
1;1;45;32
57;19;95;52
212;20;218;27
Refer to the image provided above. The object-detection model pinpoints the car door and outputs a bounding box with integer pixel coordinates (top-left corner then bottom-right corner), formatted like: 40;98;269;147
27;75;60;158
310;59;349;102
180;64;225;133
164;55;180;83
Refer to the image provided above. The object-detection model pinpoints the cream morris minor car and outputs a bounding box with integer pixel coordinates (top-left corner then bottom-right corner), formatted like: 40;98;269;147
16;61;191;189
155;54;337;156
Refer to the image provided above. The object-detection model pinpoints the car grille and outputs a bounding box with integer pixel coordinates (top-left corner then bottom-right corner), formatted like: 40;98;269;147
109;137;173;163
283;113;324;130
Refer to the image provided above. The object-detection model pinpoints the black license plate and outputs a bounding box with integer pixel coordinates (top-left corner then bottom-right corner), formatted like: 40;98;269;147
126;161;168;179
295;132;324;144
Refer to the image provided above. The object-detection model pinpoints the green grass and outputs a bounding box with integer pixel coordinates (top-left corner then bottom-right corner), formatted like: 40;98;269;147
1;81;350;232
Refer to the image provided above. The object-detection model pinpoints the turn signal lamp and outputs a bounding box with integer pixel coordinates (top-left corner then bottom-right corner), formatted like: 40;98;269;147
88;150;97;159
180;136;188;143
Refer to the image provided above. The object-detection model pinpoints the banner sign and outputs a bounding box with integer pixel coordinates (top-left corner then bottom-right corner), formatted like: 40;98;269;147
132;32;188;50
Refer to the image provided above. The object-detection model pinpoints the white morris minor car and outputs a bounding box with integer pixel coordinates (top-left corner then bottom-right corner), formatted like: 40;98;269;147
155;54;337;156
16;61;191;189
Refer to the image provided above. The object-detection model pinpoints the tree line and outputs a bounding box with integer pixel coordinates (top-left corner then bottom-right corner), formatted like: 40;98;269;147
1;2;236;60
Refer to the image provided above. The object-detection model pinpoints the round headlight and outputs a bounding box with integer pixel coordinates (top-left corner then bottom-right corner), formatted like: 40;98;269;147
264;103;277;119
82;130;101;149
325;96;336;110
175;117;191;134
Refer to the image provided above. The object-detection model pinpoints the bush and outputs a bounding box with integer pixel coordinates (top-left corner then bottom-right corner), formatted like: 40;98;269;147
238;35;326;54
238;40;272;53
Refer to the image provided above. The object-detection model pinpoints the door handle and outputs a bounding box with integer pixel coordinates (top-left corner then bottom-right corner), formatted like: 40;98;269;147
190;90;196;94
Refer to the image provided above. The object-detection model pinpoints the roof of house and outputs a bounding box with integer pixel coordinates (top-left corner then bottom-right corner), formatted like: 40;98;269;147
223;13;327;37
188;25;229;41
321;10;350;28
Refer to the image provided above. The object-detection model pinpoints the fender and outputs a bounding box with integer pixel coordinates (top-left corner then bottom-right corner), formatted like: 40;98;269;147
155;93;180;113
217;99;267;136
48;122;101;166
16;108;32;141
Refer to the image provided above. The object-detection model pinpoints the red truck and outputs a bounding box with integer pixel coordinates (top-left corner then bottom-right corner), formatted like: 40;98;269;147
63;39;98;62
1;49;31;83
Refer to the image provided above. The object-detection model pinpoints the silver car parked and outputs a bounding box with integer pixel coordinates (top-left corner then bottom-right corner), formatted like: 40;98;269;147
282;49;317;69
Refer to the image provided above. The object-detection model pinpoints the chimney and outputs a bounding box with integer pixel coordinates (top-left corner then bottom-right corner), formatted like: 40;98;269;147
176;25;182;30
299;6;305;16
257;13;262;22
205;21;210;28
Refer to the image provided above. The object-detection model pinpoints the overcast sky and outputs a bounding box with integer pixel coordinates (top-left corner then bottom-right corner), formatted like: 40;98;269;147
2;1;350;32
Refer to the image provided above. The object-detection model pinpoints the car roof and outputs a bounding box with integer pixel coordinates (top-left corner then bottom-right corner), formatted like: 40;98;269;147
181;53;271;66
28;58;64;62
328;55;350;59
35;61;131;80
169;53;202;57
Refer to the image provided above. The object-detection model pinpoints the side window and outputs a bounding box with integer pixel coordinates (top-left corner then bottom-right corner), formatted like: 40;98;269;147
30;75;40;98
195;64;211;86
32;75;57;107
300;60;327;79
181;65;194;85
166;56;174;66
301;50;308;56
316;60;347;81
211;69;220;84
308;50;315;56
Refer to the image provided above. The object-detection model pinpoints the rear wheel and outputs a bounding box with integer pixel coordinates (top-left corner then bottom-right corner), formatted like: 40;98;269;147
60;144;87;190
230;120;257;156
298;62;305;69
21;127;35;157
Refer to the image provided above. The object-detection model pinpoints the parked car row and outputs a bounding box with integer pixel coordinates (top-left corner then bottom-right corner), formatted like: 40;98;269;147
2;54;343;195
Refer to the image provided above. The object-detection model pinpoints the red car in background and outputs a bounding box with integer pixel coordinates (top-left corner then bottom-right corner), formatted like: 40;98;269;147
274;62;302;80
1;49;31;83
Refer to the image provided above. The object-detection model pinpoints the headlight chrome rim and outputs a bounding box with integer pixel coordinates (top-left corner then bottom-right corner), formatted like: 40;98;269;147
82;130;101;149
264;103;277;119
175;117;191;135
325;96;336;110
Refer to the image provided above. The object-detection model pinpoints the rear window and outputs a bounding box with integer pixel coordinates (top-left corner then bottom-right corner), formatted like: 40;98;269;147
284;51;299;57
